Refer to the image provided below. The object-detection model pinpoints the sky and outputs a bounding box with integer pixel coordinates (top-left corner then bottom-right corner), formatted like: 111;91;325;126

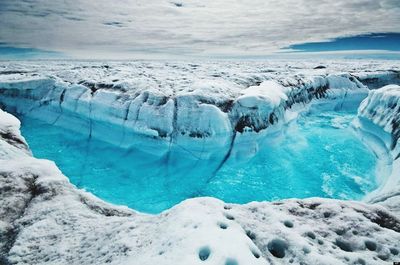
0;0;399;59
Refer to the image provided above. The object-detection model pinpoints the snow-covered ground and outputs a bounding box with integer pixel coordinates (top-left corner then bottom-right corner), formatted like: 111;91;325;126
0;60;400;264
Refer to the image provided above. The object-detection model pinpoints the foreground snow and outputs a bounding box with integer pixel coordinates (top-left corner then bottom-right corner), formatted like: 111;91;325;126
0;60;400;264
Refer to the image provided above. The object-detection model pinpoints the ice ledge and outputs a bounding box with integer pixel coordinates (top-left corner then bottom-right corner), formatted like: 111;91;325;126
0;68;372;145
0;109;30;158
355;85;400;211
1;106;400;264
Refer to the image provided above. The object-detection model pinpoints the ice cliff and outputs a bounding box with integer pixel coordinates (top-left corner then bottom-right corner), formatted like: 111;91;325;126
0;60;400;264
356;84;400;212
0;61;396;161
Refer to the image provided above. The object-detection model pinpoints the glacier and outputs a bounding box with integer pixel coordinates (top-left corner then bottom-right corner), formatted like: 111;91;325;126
0;60;400;264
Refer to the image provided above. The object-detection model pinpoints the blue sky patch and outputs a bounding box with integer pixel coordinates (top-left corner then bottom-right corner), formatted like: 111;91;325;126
285;33;400;52
0;44;63;60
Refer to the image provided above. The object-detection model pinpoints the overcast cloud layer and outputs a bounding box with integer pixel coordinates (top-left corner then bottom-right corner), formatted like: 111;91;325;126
0;0;399;58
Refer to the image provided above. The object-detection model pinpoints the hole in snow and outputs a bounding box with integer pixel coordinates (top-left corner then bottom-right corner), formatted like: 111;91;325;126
335;238;354;252
283;220;293;228
390;248;399;255
250;248;260;258
246;230;256;241
355;258;366;265
198;246;211;261
378;253;389;261
364;240;377;251
219;222;228;229
267;238;288;258
306;231;316;239
323;212;331;218
225;214;235;220
335;229;346;236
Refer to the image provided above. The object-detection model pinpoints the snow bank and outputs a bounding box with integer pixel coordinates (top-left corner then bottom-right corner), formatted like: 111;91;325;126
0;109;30;158
353;70;400;90
355;85;400;211
358;85;400;155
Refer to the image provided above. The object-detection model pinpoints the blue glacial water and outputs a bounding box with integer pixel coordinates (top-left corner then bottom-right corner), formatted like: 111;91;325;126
20;109;378;213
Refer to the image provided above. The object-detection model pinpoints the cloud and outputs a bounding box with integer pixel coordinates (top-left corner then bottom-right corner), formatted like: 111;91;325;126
0;0;399;58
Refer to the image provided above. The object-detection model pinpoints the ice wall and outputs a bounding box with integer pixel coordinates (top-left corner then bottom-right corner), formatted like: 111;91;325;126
355;85;400;211
0;70;370;159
